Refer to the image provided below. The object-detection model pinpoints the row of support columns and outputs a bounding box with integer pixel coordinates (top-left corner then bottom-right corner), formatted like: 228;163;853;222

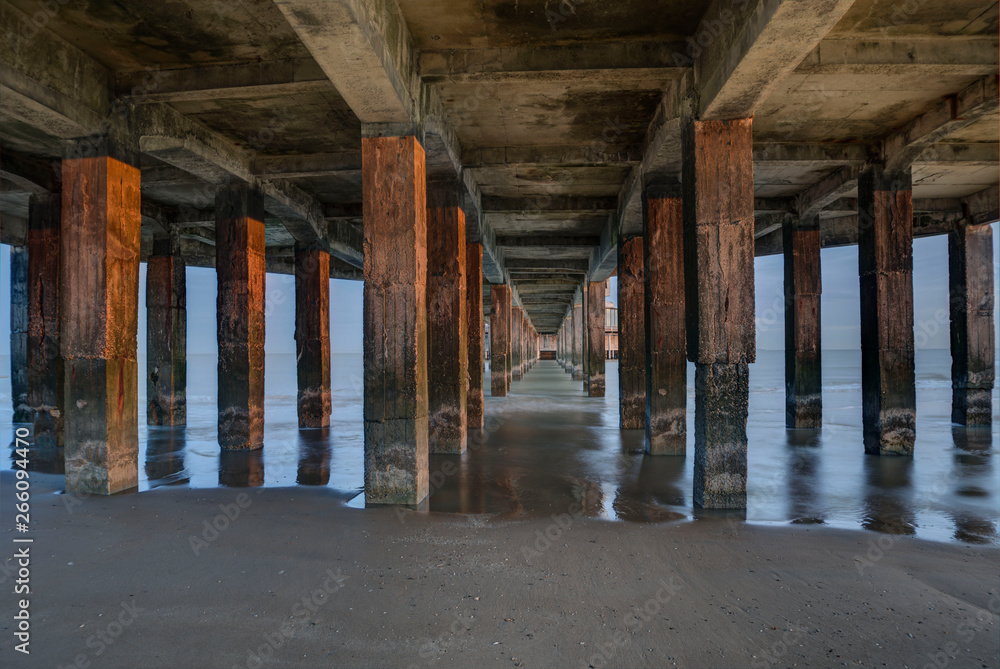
602;116;995;509
5;126;993;510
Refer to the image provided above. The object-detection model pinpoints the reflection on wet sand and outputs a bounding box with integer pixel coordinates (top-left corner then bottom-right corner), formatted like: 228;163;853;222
862;456;916;535
785;429;825;524
949;426;996;544
145;427;189;487
296;429;331;485
219;449;264;487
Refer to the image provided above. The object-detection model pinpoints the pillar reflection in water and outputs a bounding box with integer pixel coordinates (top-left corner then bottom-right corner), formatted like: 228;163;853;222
862;456;916;535
950;426;996;544
613;452;687;522
144;427;189;487
219;449;264;487
296;429;331;486
785;429;824;524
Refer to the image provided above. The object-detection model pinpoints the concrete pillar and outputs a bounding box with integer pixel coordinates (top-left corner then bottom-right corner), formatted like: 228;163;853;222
362;135;429;505
146;240;187;426
572;299;585;381
683;119;755;509
858;166;915;455
10;245;30;423
216;183;266;450
467;243;485;429
294;245;331;428
511;306;522;381
586;281;606;397
490;284;511;397
618;235;645;429
784;217;822;429
644;186;686;455
61;142;141;495
948;223;994;426
427;189;468;454
27;194;63;446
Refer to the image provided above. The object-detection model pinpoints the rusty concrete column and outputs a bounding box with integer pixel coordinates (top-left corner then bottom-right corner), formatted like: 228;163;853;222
427;187;468;454
362;135;429;505
581;287;590;389
216;182;266;450
61;141;141;495
948;222;994;426
618;235;645;429
511;305;522;381
858;166;915;454
467;243;485;429
146;240;187;426
586;281;606;397
572;298;585;381
294;245;331;428
10;245;30;423
644;186;686;455
683;119;755;509
490;284;511;396
27;194;63;446
784;217;822;429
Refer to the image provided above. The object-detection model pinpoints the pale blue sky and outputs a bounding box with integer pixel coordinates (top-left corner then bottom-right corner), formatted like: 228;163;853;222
1;224;997;354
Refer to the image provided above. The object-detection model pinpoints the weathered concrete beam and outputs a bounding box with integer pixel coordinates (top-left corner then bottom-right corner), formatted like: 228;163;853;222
274;0;416;124
0;2;111;138
753;142;868;166
483;196;617;213
882;74;1000;173
696;0;856;120
962;184;1000;226
795;165;861;219
254;153;362;179
463;146;641;168
0;152;60;195
498;236;601;248
796;37;999;76
117;59;331;103
419;41;688;83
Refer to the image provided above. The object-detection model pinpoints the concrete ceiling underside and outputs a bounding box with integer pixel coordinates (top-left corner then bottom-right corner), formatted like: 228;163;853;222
0;0;997;333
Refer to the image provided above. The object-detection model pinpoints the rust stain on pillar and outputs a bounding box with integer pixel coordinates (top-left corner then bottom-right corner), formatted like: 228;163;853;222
28;194;64;447
644;188;686;454
949;223;995;426
618;235;645;429
586;281;606;397
146;248;187;426
784;218;822;429
295;246;331;428
490;285;511;397
683;118;755;509
467;243;485;429
216;183;266;450
61;152;141;495
859;166;916;455
427;191;468;453
362;135;429;505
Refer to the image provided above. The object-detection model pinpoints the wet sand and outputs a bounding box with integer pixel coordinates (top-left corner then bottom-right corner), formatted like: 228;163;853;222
1;471;997;669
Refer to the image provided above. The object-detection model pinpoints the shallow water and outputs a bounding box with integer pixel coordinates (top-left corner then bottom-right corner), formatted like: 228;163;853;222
1;350;996;545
